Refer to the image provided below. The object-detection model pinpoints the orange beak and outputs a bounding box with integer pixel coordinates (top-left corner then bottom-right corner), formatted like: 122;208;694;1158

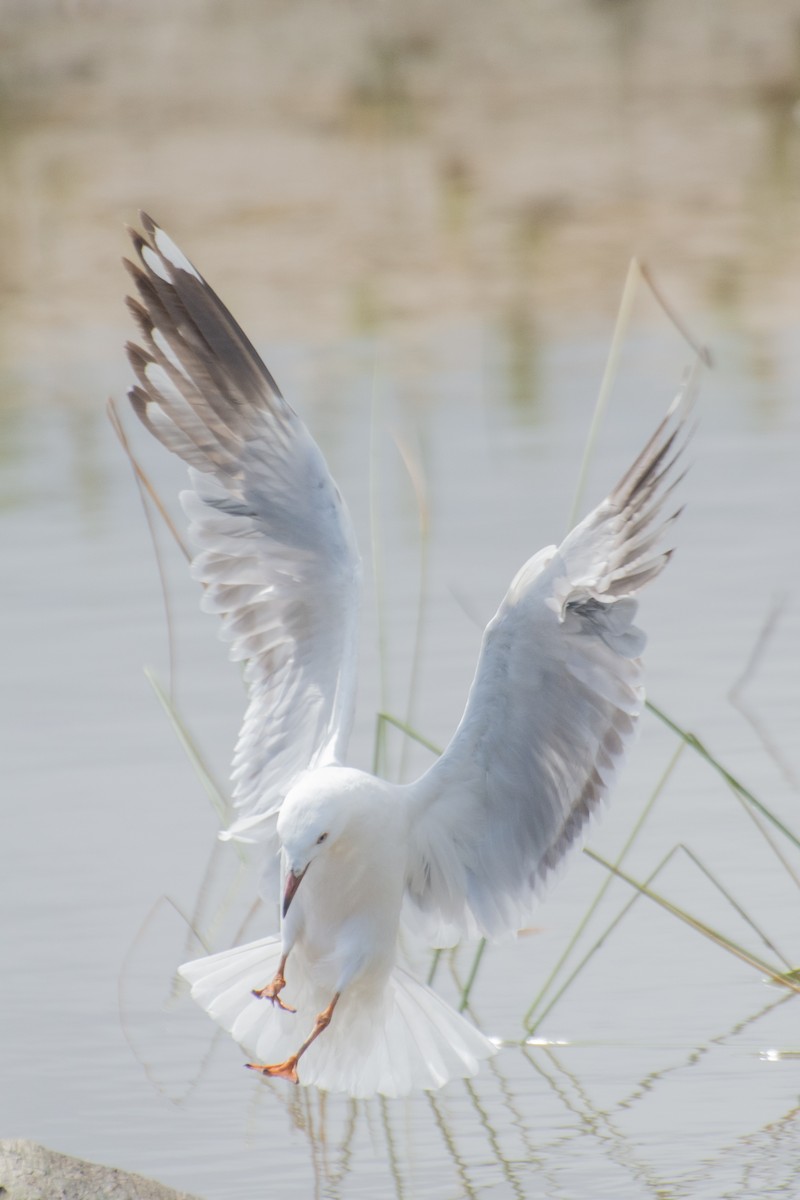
282;866;308;917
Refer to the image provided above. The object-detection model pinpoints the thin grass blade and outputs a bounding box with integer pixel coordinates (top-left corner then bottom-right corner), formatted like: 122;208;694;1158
647;700;800;852
584;848;800;992
144;666;234;834
524;741;685;1030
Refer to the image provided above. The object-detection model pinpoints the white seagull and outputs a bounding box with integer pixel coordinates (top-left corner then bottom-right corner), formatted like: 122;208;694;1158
123;214;695;1098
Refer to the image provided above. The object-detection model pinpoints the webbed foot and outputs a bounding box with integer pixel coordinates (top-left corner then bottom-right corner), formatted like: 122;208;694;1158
251;973;296;1013
245;1056;299;1084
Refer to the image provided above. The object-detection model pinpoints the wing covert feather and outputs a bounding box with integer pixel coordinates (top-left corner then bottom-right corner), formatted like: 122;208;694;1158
124;215;361;845
404;378;696;942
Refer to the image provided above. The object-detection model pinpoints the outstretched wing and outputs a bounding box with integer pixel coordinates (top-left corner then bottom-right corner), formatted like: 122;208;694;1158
404;376;696;942
124;214;361;845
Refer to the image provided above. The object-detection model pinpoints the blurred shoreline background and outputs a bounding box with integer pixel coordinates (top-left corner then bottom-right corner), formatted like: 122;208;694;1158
3;0;800;367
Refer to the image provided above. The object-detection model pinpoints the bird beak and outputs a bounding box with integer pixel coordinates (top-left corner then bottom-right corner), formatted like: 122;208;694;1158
282;865;308;917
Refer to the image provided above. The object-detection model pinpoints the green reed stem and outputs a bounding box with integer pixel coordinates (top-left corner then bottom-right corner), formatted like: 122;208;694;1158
583;848;800;992
566;258;641;531
647;700;800;852
376;711;443;759
145;667;232;829
459;939;488;1012
524;742;684;1030
679;843;794;969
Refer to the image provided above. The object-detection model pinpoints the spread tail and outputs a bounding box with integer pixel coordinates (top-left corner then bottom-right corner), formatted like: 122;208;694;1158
178;937;496;1098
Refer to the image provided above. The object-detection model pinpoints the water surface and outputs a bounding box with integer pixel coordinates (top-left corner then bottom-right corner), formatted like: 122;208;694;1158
2;317;799;1199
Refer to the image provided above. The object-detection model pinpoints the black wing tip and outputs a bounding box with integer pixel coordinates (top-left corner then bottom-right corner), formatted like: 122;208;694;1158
612;371;698;512
128;224;146;249
125;340;153;378
124;293;152;330
126;213;167;276
127;384;150;416
139;210;158;237
122;210;290;419
121;252;143;279
123;211;157;237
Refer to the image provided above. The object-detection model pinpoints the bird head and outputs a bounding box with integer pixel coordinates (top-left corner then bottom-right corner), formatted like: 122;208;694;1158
276;770;353;916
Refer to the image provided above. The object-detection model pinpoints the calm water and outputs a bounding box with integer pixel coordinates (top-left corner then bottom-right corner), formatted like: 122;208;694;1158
1;315;799;1199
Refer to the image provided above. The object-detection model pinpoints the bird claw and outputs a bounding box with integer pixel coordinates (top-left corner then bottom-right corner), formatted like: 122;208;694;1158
245;1058;299;1084
251;977;296;1013
272;995;297;1013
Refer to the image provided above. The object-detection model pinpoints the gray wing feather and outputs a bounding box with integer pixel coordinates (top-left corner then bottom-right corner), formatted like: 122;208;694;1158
404;374;697;942
124;215;361;845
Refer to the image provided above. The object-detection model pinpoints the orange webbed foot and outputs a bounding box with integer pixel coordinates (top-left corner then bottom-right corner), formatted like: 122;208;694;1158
245;1057;299;1084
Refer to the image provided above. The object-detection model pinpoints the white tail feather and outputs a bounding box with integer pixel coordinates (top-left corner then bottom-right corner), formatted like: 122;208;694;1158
178;938;496;1098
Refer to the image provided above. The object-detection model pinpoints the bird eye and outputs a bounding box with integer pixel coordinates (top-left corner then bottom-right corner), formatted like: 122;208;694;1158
316;832;328;845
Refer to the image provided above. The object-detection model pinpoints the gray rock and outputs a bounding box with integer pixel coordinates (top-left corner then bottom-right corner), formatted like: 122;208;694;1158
0;1140;204;1200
